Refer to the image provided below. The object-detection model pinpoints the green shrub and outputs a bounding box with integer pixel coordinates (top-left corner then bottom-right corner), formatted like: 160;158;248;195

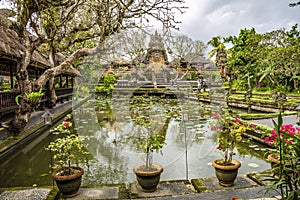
231;79;248;91
253;87;271;92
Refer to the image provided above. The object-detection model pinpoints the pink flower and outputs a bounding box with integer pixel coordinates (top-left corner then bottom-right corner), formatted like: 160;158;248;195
264;124;300;145
212;112;221;119
234;118;242;124
211;126;217;131
284;139;293;144
63;120;72;129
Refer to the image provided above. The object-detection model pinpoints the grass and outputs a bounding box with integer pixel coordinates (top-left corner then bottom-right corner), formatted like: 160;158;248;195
238;111;297;120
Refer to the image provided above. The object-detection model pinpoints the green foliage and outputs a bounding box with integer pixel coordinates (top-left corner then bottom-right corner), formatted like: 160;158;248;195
137;131;166;155
275;85;289;93
0;81;10;92
253;87;271;93
46;114;90;174
210;109;243;164
131;96;167;168
264;113;300;199
95;74;117;94
16;87;44;105
25;87;44;102
225;25;300;93
46;134;89;172
81;86;90;94
231;79;248;91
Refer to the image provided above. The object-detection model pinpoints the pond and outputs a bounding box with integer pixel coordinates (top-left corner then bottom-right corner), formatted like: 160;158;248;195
0;95;271;187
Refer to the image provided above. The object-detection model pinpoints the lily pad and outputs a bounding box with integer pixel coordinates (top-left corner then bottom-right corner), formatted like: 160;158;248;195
248;163;259;168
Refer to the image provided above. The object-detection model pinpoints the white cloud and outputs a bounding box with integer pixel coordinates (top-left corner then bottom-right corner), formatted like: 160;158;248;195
177;0;300;47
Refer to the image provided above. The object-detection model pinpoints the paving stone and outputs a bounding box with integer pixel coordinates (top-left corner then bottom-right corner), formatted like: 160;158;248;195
247;170;274;186
191;174;258;193
0;188;51;200
62;186;120;200
145;186;280;200
130;180;194;199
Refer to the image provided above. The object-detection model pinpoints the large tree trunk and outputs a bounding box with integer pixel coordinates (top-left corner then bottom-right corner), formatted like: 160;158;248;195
10;67;35;133
48;77;57;107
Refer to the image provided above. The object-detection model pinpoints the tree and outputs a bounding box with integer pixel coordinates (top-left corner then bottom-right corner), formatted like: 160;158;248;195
289;1;300;7
224;25;299;93
4;0;187;133
207;36;228;78
166;34;206;61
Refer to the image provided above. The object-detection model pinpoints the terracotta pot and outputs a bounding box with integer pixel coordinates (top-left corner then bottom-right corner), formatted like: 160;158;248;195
52;166;84;198
212;159;241;187
133;164;163;192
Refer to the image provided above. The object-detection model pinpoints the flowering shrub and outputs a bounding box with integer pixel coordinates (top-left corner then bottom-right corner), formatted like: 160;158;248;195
211;109;260;164
50;114;73;134
46;114;90;174
211;110;243;164
264;113;300;199
264;124;300;147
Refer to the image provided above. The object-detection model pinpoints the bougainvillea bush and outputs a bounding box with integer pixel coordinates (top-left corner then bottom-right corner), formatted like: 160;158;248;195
263;113;300;199
211;110;243;164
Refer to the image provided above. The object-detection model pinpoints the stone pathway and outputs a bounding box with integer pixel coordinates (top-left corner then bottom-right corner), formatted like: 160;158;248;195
251;115;298;128
0;188;51;200
0;173;281;200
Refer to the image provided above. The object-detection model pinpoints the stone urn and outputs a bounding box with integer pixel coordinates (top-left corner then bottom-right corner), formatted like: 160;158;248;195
52;166;84;198
133;164;163;192
212;159;241;187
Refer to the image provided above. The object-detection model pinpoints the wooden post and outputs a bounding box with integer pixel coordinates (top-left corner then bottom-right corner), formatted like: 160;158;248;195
59;75;63;88
66;75;69;88
10;64;13;89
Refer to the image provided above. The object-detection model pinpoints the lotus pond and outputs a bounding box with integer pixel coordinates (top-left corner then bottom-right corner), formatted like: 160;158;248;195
0;95;271;187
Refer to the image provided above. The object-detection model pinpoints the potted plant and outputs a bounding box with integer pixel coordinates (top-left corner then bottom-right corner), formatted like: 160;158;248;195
132;116;167;192
263;113;300;199
46;114;90;198
210;109;243;187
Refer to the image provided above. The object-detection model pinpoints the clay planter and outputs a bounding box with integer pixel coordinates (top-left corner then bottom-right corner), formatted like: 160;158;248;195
52;166;84;198
212;159;241;187
133;164;163;192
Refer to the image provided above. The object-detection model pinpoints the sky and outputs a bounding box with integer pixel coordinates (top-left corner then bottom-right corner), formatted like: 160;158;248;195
176;0;300;44
1;0;299;53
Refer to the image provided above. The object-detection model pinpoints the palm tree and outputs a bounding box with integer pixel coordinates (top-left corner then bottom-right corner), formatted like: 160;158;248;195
207;36;228;78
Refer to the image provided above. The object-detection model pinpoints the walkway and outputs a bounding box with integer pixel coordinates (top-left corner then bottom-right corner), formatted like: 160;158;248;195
251;115;299;128
0;173;280;200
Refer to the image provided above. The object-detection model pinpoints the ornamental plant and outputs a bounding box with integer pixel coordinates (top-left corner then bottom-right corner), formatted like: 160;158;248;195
134;116;166;169
264;113;300;199
211;109;249;164
264;123;300;150
50;114;74;134
46;114;90;175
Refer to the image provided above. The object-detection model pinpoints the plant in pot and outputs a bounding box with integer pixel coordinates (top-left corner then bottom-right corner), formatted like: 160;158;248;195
46;114;90;198
210;109;244;187
263;113;300;199
133;116;167;192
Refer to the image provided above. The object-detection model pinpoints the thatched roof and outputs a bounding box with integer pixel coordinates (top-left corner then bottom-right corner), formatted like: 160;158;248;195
0;12;51;68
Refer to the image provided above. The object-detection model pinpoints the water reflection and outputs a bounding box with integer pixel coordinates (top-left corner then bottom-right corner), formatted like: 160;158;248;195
73;95;270;184
0;96;271;187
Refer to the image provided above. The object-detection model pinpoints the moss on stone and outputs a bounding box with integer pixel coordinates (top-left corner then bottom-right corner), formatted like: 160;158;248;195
191;178;209;192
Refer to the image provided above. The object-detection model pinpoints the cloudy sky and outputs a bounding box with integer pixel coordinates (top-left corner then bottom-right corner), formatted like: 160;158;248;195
1;0;298;48
177;0;300;43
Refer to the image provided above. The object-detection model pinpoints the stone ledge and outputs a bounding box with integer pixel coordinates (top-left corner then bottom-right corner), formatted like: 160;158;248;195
191;174;258;193
129;180;195;199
